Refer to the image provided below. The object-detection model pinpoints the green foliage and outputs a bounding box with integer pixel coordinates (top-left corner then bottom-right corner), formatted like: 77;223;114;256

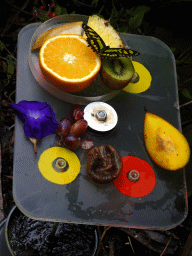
32;6;49;22
55;5;67;16
0;41;15;86
181;88;192;100
32;3;73;22
108;5;150;33
0;41;4;51
7;56;15;82
31;2;149;33
127;6;150;30
91;0;99;6
175;46;192;101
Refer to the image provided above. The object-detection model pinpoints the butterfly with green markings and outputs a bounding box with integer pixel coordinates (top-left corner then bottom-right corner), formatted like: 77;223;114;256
82;23;140;59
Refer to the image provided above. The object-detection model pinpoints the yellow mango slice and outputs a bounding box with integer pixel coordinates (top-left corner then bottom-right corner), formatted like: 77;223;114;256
144;112;190;170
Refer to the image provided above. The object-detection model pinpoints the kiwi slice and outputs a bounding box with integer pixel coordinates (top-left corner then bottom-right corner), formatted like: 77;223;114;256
100;57;135;90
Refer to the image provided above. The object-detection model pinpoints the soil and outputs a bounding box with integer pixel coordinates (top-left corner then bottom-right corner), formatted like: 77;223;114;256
1;1;192;255
8;207;97;256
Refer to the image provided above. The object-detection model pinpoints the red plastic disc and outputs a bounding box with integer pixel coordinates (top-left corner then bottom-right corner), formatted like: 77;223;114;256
113;156;156;197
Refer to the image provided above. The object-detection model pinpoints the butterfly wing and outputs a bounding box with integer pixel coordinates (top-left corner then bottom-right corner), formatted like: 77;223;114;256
82;23;140;58
86;36;110;55
101;48;140;58
83;23;109;54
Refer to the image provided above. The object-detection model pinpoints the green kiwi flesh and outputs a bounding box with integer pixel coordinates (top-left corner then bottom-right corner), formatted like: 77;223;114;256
100;57;135;90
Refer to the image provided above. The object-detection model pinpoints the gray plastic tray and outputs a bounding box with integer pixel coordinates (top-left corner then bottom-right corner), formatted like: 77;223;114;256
13;15;187;230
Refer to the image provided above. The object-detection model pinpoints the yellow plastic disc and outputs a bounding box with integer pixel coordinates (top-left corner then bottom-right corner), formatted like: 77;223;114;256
123;61;152;94
38;147;81;184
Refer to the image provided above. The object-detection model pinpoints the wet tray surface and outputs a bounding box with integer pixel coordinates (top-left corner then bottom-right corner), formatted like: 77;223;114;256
13;18;187;230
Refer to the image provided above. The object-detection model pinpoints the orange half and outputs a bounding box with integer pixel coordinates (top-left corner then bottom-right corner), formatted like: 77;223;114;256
39;34;101;93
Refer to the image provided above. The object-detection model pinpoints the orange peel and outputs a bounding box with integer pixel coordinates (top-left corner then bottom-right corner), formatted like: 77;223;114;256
38;146;81;184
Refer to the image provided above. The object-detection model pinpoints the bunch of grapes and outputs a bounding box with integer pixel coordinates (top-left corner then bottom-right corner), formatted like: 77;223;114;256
57;104;94;150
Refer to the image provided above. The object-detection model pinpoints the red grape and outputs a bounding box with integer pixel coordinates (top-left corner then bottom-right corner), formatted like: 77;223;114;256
70;119;88;137
64;134;81;150
57;105;93;151
57;118;71;137
70;104;84;121
81;138;94;150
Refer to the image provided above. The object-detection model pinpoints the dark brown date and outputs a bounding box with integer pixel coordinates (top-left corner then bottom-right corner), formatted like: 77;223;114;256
86;145;122;183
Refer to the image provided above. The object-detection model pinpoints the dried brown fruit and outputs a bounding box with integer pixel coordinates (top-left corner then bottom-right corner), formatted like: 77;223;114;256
86;144;122;183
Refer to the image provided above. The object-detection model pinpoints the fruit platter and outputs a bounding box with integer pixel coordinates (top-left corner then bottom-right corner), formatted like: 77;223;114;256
29;14;121;104
12;14;190;229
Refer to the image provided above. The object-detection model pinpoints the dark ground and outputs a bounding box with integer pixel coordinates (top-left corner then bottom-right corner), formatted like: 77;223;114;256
1;1;192;255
